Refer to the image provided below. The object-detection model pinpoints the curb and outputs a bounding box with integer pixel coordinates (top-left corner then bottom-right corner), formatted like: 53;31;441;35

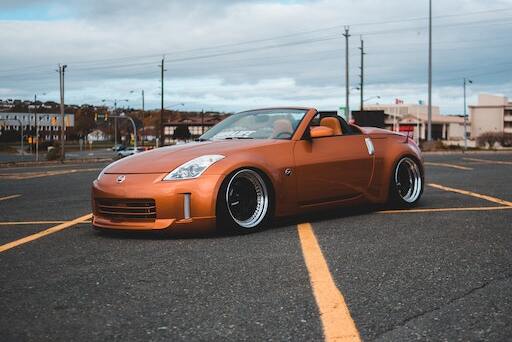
0;158;112;168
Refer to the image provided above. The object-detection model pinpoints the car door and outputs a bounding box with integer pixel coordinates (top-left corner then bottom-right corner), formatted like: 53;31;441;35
293;131;374;206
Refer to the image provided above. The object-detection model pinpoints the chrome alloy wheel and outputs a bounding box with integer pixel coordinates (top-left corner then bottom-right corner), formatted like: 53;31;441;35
394;157;422;203
225;169;269;229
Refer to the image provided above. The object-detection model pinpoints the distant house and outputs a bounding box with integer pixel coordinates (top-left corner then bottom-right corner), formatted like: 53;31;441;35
87;129;109;142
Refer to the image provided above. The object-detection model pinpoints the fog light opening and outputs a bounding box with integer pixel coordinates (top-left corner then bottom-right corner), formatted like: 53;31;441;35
183;193;191;219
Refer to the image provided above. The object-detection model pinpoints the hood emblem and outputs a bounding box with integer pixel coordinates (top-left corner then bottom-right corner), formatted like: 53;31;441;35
116;175;126;183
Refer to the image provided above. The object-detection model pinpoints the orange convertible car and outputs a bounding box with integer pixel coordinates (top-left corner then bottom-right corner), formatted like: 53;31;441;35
92;108;423;233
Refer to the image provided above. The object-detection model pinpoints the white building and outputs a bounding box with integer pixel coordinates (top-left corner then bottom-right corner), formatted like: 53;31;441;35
0;112;74;141
469;94;512;138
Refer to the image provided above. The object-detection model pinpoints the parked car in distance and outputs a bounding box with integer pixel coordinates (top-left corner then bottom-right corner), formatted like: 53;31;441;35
117;147;144;158
111;144;126;152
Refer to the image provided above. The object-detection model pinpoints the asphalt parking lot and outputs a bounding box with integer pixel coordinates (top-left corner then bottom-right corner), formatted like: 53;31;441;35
0;152;511;341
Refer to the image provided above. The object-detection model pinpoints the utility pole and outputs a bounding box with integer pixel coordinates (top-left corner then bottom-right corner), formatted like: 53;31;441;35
34;94;38;161
343;26;351;121
359;37;365;113
58;64;67;162
159;57;166;147
427;0;433;141
463;78;472;152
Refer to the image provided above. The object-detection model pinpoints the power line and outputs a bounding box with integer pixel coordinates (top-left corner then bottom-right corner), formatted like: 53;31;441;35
1;7;512;74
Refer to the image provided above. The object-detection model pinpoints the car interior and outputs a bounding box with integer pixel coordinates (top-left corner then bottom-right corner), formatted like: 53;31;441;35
304;112;358;139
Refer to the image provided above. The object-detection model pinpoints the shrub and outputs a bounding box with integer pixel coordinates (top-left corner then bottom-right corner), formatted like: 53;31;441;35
420;140;445;151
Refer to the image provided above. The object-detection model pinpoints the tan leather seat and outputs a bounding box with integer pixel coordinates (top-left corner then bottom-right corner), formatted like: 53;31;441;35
320;117;343;135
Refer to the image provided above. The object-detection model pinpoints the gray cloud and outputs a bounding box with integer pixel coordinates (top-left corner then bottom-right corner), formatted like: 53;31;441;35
0;0;512;113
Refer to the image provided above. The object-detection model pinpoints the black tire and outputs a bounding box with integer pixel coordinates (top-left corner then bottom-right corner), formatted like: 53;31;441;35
389;156;424;208
216;168;273;233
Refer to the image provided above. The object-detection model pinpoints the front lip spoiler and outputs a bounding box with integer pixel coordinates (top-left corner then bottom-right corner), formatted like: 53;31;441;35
92;216;175;230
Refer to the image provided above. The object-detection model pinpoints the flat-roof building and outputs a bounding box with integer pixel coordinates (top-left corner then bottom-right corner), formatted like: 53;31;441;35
469;94;512;138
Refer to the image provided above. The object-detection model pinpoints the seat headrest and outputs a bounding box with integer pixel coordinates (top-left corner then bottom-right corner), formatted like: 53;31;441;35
320;117;342;135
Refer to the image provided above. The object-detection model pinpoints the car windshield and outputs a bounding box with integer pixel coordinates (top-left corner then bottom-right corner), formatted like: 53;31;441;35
199;109;308;141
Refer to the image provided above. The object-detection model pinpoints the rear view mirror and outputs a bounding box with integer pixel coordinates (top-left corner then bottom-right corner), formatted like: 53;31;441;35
310;126;334;139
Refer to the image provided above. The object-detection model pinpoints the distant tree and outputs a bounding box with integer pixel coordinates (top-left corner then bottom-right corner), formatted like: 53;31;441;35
74;107;96;137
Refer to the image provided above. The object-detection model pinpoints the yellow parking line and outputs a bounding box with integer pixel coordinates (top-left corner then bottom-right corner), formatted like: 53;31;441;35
425;162;473;170
379;206;512;214
429;183;512;207
0;213;92;253
0;220;91;226
0;194;21;202
297;223;361;342
463;157;512;165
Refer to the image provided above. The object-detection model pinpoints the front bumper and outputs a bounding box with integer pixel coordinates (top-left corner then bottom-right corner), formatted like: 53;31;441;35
91;173;223;232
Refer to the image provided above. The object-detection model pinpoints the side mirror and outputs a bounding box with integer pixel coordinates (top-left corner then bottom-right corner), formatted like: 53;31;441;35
310;126;334;139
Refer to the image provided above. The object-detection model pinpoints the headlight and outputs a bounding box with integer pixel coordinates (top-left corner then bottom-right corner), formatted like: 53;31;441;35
163;155;225;181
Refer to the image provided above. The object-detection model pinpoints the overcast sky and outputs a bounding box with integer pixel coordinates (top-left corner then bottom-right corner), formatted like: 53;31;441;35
1;0;511;114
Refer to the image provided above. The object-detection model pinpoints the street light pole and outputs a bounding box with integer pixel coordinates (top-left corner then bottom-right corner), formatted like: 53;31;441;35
117;113;137;151
59;64;67;162
343;26;351;121
427;0;433;141
359;36;365;113
102;99;128;147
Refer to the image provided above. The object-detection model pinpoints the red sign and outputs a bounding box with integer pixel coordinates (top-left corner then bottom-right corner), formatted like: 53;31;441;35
399;125;414;132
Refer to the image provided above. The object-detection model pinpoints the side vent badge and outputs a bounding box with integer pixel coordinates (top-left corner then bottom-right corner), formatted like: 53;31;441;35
365;138;375;156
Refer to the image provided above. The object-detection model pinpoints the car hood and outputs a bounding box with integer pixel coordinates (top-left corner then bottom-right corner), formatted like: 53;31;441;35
104;140;284;174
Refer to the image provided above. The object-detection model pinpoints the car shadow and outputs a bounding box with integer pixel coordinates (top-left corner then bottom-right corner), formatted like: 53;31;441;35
92;203;386;240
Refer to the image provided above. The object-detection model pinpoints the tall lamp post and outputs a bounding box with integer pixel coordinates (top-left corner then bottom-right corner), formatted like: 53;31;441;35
463;78;473;151
427;0;433;141
102;98;128;147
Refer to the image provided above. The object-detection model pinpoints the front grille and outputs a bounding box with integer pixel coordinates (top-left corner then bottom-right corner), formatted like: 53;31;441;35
95;198;156;220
